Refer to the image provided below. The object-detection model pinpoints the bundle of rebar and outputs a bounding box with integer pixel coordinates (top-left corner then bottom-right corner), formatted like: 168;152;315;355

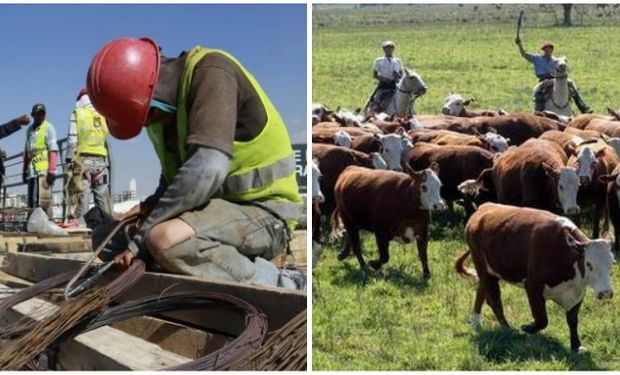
0;287;109;370
53;291;268;370
233;309;307;371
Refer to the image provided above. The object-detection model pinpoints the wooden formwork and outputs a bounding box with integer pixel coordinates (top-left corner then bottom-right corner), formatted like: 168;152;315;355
0;230;307;370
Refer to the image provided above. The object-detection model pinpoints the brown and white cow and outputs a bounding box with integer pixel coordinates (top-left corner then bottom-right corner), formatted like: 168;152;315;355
567;139;619;237
430;130;509;154
333;165;446;278
463;139;580;215
584;118;620;138
442;94;506;117
406;142;494;217
312;144;387;243
539;130;581;157
422;114;562;146
351;133;383;154
456;203;614;352
600;164;620;253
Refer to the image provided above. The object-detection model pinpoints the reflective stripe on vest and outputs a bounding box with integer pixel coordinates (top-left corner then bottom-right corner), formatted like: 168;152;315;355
27;121;50;173
75;107;109;156
146;46;303;223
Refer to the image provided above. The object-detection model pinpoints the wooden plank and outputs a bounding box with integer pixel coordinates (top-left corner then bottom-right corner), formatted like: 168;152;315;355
2;252;307;332
271;230;307;269
111;316;230;359
17;240;92;253
0;283;191;370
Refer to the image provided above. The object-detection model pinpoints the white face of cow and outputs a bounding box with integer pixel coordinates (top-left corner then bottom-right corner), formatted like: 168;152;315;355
312;103;327;120
442;94;468;116
379;134;405;171
558;167;581;215
584;237;614;300
401;136;414;160
311;159;324;204
333;130;352;148
370;152;388;170
483;132;509;153
574;147;597;185
418;169;447;211
336;111;363;127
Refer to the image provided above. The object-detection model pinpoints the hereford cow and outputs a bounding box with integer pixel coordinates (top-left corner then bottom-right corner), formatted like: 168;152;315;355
461;139;580;215
312;103;335;124
600;164;620;252
539;130;581;157
584;118;620;138
456;203;614;352
333;165;446;278
564;126;604;140
442;94;506;117
312;144;387;243
430;130;509;154
422;114;562;146
567;139;620;237
351;133;383;154
406;142;494;217
568;113;611;130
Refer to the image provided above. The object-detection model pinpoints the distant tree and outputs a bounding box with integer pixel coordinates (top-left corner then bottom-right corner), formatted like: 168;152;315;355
562;4;573;26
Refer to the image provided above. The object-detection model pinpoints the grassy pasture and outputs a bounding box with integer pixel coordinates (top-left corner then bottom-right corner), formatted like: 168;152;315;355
312;5;620;371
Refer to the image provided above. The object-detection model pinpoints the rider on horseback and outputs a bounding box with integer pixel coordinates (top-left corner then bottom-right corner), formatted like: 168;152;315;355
516;38;592;114
369;40;404;113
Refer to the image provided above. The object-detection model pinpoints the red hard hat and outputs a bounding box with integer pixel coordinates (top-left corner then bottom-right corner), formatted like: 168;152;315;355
87;37;160;140
76;87;89;101
541;41;554;50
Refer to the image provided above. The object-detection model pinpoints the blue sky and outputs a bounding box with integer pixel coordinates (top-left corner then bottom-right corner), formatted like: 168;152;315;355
0;4;307;198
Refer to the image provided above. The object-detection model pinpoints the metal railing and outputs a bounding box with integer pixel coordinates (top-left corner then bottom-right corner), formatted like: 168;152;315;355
1;137;112;223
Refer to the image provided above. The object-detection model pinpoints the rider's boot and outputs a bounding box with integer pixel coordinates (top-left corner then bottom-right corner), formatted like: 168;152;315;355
571;89;593;114
534;90;546;112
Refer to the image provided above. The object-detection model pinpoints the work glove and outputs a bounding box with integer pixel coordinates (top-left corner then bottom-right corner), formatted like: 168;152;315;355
46;172;55;186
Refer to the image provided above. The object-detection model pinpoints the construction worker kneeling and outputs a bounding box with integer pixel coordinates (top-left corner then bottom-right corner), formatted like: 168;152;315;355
87;38;304;289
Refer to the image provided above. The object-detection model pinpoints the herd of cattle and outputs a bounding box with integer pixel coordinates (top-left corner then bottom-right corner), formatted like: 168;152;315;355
311;94;620;352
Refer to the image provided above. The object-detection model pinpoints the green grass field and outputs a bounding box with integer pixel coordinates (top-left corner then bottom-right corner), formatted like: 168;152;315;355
312;5;620;371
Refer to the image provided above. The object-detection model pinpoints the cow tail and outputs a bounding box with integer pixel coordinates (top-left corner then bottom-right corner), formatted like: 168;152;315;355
455;250;477;278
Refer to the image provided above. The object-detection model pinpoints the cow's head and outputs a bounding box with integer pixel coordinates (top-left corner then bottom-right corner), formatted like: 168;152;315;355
334;110;363;127
573;147;605;186
479;132;509;154
369;152;388;170
312;103;334;122
442;93;474;116
545;163;580;215
408;162;446;212
333;130;352;148
311;158;324;205
566;231;615;300
378;133;407;171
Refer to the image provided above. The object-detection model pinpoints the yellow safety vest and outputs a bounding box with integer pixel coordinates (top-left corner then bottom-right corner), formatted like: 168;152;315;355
26;121;51;173
147;47;302;225
75;107;109;156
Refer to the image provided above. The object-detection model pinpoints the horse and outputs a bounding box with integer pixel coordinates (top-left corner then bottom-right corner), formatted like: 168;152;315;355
541;56;572;117
366;68;427;117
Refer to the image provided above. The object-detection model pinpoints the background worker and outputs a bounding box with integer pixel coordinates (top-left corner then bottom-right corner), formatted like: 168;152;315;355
87;37;304;288
515;38;592;113
0;115;31;187
23;104;58;218
65;89;112;222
